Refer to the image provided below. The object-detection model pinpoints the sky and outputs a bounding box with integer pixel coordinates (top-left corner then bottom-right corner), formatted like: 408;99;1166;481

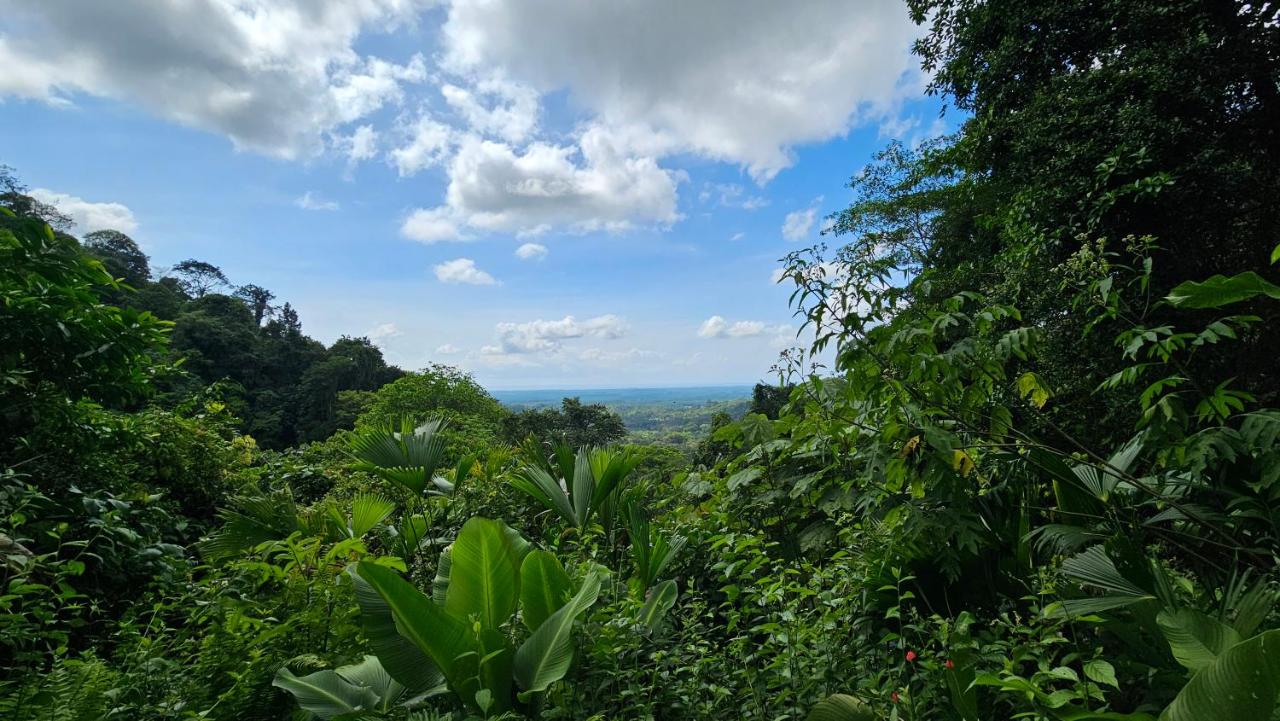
0;0;949;390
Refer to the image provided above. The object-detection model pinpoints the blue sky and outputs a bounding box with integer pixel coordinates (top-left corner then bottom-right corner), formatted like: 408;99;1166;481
0;0;948;389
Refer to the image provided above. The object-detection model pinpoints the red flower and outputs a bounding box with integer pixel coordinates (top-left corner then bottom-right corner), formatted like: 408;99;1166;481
905;650;917;662
891;692;900;703
945;659;955;670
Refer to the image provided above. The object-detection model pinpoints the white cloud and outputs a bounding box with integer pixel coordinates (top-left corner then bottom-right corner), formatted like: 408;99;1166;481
440;75;539;143
515;242;547;260
392;112;455;177
400;130;681;241
440;0;919;181
30;188;137;234
435;343;461;355
433;257;499;285
730;232;745;242
402;207;465;243
698;315;727;338
699;315;788;339
700;183;768;210
489;314;626;354
0;1;431;158
344;124;379;165
368;322;403;344
296;191;339;211
782;198;823;241
579;347;660;365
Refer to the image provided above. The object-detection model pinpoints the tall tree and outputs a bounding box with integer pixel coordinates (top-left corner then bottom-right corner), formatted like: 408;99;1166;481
235;284;276;326
83;229;150;287
169;259;228;298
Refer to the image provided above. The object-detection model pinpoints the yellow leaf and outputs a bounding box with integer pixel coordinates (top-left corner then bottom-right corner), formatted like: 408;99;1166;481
1016;372;1052;409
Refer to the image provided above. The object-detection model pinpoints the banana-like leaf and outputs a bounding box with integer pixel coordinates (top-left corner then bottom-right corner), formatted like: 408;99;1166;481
804;694;877;721
355;561;474;697
349;494;396;538
637;579;678;635
444;517;521;630
520;550;573;631
1160;629;1280;721
1158;608;1242;672
347;566;446;696
432;547;452;605
513;569;602;694
273;661;384;719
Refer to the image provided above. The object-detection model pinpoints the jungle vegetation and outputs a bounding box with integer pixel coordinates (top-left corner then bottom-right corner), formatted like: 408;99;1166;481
3;1;1280;719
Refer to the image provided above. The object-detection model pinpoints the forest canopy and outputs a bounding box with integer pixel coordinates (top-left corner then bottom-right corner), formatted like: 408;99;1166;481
3;1;1280;720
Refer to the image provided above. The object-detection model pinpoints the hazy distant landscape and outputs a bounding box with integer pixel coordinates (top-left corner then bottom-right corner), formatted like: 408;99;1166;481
6;2;1280;720
494;385;753;449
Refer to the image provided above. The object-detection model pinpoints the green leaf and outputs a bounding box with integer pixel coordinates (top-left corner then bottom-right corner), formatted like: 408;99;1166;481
520;550;573;631
1084;659;1119;689
804;694;877;721
1157;609;1242;672
1165;272;1280;309
637;579;678;635
348;493;395;538
355;561;473;694
273;664;381;720
1161;630;1280;721
347;566;446;696
513;569;602;694
510;466;576;527
445;517;522;630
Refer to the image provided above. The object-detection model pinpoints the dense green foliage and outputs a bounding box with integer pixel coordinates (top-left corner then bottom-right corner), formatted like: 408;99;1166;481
4;2;1280;720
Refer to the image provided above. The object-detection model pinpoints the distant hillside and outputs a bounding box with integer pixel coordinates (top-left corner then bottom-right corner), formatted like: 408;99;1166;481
493;385;753;450
491;385;753;408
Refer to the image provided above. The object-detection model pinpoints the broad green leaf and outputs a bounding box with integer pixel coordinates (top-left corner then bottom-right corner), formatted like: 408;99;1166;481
637;579;678;635
513;569;602;694
347;566;445;696
1161;630;1280;721
804;693;877;721
1084;659;1120;689
1165;272;1280;309
355;561;473;693
272;664;381;719
432;547;452;605
520;550;573;631
445;517;521;630
1158;609;1242;672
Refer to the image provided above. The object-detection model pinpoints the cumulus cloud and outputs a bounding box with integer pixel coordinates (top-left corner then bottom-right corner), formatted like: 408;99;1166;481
699;315;788;339
433;257;499;285
440;75;539;143
435;343;461;355
399;130;681;242
515;242;547;260
30;189;137;233
392;112;455;177
0;0;431;158
296;191;339;211
782;198;823;241
487;314;626;354
440;0;919;181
